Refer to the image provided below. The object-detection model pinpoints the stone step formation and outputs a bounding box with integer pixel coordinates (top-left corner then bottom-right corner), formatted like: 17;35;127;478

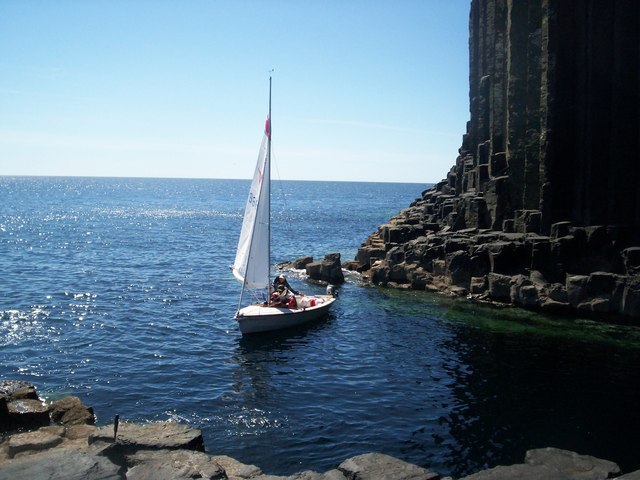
346;0;640;322
1;380;637;479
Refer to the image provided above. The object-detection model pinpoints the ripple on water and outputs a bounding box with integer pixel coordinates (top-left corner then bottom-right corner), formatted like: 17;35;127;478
2;178;640;478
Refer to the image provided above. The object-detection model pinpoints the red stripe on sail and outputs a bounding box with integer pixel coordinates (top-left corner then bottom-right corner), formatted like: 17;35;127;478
265;115;271;139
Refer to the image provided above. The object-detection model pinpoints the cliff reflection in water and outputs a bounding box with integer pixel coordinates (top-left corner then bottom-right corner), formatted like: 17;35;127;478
213;289;640;478
438;303;640;477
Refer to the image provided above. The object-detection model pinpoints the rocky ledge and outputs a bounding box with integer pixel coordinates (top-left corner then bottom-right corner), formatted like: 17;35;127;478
278;252;345;285
2;380;640;479
346;185;640;322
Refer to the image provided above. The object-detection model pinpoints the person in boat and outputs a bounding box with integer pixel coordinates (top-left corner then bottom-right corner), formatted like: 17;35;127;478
273;275;300;295
270;284;297;308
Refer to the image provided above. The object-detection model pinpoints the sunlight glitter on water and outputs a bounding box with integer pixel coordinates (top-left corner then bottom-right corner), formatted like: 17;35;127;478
2;177;640;478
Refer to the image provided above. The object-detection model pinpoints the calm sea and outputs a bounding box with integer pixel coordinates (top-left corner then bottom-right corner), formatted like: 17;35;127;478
2;176;640;477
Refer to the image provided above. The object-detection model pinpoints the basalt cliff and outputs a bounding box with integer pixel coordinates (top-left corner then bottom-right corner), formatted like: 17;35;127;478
350;0;640;321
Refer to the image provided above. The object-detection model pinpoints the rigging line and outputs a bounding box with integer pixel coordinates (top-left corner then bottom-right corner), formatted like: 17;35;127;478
271;143;294;234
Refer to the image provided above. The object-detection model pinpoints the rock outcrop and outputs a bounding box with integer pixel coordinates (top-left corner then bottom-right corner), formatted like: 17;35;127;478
305;253;345;285
279;253;345;285
350;0;640;322
1;380;95;432
1;382;639;479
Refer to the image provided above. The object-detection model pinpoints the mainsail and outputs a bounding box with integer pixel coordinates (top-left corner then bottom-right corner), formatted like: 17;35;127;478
232;115;271;291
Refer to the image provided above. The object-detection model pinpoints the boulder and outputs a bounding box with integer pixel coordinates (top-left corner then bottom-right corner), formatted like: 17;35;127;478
49;396;95;426
586;272;618;297
525;447;620;480
566;275;589;308
89;422;205;453
539;298;571;314
460;463;570;480
0;380;44;432
622;277;640;317
212;454;263;478
407;266;431;289
6;399;50;431
514;210;542;234
621;247;640;275
460;447;622;480
444;236;472;253
487;241;520;274
488;273;512;301
370;260;390;286
389;263;409;284
550;221;573;239
469;247;491;278
355;245;386;271
338;453;438;480
447;250;471;287
126;449;225;480
470;276;488;294
341;260;361;271
0;448;122;480
0;380;39;402
292;256;314;270
306;253;345;284
510;275;539;308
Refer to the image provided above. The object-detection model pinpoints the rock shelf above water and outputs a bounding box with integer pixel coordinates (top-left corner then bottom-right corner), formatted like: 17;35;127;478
348;196;640;321
1;381;639;479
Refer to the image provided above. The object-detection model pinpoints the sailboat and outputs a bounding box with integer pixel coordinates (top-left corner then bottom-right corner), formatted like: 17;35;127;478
231;77;337;335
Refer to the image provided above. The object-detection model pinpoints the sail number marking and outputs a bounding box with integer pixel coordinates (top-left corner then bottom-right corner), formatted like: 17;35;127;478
248;192;258;208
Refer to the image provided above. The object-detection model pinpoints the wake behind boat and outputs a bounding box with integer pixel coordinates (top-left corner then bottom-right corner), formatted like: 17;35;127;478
231;76;336;335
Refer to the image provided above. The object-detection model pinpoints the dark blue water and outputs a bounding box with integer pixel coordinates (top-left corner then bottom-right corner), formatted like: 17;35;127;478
2;176;640;478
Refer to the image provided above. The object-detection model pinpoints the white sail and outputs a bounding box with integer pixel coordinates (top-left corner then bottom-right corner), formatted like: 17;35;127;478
232;116;271;290
232;78;337;334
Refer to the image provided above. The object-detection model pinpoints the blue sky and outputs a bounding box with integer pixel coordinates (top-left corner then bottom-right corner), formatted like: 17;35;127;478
0;1;470;183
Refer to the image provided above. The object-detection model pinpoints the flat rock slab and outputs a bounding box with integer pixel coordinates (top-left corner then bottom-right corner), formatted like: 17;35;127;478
617;471;640;480
212;454;263;479
251;471;348;480
126;449;226;480
525;447;621;480
0;447;122;480
0;380;38;401
90;421;204;452
8;428;64;457
5;399;51;430
6;398;48;415
460;447;624;480
460;463;572;480
338;453;438;480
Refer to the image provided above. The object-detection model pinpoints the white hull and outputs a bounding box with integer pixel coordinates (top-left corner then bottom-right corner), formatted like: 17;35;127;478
235;295;337;334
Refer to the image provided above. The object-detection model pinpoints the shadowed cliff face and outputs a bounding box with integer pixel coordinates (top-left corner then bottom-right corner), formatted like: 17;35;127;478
352;0;640;321
454;0;640;236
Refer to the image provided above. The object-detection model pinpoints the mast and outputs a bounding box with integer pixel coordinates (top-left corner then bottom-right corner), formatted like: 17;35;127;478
234;75;273;315
267;75;272;299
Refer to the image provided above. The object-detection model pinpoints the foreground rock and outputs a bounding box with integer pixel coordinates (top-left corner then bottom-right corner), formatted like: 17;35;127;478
460;447;621;480
1;380;94;433
2;383;639;479
3;424;639;480
338;453;438;479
